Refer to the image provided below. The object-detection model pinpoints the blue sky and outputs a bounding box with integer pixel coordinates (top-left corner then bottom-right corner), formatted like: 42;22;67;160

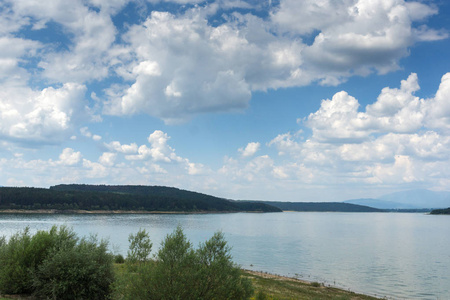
1;0;450;202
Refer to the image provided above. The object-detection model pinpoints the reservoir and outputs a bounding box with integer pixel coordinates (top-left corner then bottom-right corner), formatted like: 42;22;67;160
0;212;448;299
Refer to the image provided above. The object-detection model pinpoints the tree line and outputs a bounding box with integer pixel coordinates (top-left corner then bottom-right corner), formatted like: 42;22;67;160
0;185;281;212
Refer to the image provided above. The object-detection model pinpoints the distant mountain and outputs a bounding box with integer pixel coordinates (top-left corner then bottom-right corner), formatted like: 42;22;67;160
253;201;383;212
345;189;450;209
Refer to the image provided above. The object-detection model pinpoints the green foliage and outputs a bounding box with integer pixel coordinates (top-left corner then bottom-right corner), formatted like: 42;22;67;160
193;231;254;299
114;254;125;264
0;227;33;294
150;225;197;299
117;226;253;300
127;229;152;264
33;236;114;300
255;290;269;300
0;227;114;300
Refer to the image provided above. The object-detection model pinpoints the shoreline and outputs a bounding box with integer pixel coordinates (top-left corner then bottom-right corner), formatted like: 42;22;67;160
242;269;382;299
243;269;311;284
0;209;267;214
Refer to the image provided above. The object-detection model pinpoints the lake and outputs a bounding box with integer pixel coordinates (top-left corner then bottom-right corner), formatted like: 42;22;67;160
0;212;449;299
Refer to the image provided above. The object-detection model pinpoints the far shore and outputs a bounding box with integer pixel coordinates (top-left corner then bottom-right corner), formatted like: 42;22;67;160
0;209;268;214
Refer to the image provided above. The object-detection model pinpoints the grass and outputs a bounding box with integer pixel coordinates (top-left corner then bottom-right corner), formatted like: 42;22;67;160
244;270;381;300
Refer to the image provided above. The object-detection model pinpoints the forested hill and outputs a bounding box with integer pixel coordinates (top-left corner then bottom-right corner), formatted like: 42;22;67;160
257;201;384;212
430;208;450;215
0;185;281;213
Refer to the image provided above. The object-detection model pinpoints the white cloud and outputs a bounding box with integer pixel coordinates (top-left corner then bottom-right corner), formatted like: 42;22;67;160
104;141;139;154
8;0;117;83
80;127;102;141
98;152;117;167
0;0;444;127
59;148;82;166
304;73;448;143
100;0;443;123
0;83;89;143
273;0;445;81
239;142;260;157
266;73;450;192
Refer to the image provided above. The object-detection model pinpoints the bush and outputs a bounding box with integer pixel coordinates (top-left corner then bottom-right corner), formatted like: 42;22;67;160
114;254;125;264
0;226;114;300
118;225;253;300
0;227;33;294
33;236;114;300
0;226;77;294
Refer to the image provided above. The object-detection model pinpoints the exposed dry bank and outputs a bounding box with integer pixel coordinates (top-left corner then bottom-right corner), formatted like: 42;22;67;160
243;270;381;300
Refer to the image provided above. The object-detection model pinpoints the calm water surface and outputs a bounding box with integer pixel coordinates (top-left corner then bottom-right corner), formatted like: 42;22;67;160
0;212;449;299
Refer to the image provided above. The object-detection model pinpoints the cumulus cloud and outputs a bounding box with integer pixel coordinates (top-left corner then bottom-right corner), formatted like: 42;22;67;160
8;0;117;83
98;152;117;166
59;148;82;166
99;0;445;122
0;83;89;143
273;0;446;80
104;141;139;154
305;73;450;144
239;142;260;157
124;130;184;162
0;0;445;132
268;73;450;191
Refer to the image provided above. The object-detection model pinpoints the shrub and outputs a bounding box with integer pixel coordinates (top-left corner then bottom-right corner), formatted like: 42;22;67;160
0;226;114;300
33;236;114;300
0;227;33;294
119;225;253;300
114;253;125;264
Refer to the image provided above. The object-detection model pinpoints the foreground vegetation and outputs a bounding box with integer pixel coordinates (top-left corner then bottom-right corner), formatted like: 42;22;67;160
1;226;380;300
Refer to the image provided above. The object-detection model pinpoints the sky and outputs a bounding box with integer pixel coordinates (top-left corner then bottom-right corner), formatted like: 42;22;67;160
1;0;450;202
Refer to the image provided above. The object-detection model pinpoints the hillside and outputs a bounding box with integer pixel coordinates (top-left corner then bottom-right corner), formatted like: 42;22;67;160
255;201;383;212
0;185;281;213
430;208;450;215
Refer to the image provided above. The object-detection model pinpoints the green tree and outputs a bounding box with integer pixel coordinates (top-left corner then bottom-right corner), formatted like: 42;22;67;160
127;228;152;265
150;225;197;299
193;231;253;299
118;226;253;300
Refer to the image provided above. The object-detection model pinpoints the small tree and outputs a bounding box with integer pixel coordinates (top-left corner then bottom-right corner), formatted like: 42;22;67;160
127;228;152;264
119;226;253;300
193;231;253;299
150;225;197;299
